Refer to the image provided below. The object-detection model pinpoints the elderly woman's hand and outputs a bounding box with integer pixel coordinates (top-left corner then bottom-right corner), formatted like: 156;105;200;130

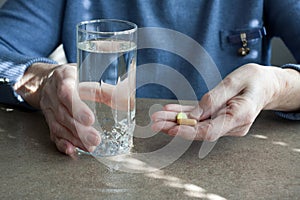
15;63;101;155
152;63;300;141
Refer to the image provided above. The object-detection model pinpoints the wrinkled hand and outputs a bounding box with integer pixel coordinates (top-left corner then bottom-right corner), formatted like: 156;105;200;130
152;63;300;141
41;64;103;155
15;63;101;155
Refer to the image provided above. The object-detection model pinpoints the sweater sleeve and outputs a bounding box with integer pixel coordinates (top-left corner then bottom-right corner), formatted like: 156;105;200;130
0;0;66;109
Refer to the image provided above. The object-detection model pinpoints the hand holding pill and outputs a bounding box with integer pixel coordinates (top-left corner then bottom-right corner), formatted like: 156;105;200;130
176;112;197;126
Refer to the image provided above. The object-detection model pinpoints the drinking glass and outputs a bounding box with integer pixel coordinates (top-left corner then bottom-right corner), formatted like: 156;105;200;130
76;19;137;157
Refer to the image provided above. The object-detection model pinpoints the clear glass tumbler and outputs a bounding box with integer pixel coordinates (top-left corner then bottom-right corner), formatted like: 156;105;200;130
76;19;137;157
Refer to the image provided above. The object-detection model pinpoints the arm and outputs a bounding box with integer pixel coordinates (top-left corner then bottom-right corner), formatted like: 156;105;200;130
264;0;300;119
0;0;65;108
0;0;101;155
152;63;300;141
152;0;300;141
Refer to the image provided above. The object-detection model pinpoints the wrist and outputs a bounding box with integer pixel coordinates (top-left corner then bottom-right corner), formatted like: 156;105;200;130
264;67;300;111
14;63;59;108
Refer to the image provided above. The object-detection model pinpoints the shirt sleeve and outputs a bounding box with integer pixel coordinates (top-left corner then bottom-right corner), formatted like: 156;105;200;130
0;0;66;109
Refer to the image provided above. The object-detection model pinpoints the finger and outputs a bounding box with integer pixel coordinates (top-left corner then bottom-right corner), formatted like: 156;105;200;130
79;82;102;102
41;78;101;148
54;137;76;155
152;104;201;121
168;98;255;141
54;137;97;156
41;65;101;153
52;122;97;153
74;120;101;148
166;117;223;141
151;120;177;133
163;104;195;112
79;81;132;111
168;125;198;140
53;102;77;134
151;111;178;122
162;104;203;122
44;107;98;152
52;102;101;147
44;108;85;150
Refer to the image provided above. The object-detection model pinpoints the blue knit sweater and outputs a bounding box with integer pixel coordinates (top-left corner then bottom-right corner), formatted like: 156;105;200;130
0;0;299;119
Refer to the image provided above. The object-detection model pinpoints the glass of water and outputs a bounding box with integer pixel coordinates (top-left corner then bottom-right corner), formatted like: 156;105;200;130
76;19;137;157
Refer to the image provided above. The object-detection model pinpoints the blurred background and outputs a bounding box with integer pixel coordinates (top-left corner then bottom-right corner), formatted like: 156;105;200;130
0;0;296;66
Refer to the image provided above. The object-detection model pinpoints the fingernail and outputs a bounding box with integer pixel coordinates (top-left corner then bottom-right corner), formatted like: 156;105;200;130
88;146;97;152
66;146;76;156
86;133;101;146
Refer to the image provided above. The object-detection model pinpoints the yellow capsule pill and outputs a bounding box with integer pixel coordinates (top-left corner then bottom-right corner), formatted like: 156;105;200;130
177;118;197;126
176;112;197;126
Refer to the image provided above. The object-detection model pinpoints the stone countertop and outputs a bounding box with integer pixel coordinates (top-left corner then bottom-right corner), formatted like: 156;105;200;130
0;99;299;200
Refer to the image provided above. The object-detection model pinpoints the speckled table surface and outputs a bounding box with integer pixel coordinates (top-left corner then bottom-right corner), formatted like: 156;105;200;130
0;99;299;200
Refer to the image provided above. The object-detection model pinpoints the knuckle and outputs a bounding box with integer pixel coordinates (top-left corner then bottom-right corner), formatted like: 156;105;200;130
244;63;264;75
201;92;213;108
57;84;73;105
57;81;67;95
226;102;240;116
55;105;66;122
51;68;62;81
222;76;236;88
57;81;73;102
49;121;60;138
